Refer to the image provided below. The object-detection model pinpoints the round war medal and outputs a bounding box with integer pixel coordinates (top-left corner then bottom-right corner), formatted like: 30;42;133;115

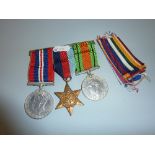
25;89;54;119
82;74;108;101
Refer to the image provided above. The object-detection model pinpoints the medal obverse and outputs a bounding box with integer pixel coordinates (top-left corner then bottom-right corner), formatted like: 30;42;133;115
82;74;108;101
55;82;84;116
24;89;54;119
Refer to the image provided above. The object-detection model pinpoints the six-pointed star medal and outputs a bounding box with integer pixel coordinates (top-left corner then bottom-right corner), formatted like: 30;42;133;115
55;83;84;116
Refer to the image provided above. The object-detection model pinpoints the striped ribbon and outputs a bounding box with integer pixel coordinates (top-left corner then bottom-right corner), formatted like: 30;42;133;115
53;50;71;81
28;48;54;85
72;41;99;74
97;33;146;91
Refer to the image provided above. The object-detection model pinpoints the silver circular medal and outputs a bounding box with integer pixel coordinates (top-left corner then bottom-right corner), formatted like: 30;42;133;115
24;89;54;119
82;74;108;101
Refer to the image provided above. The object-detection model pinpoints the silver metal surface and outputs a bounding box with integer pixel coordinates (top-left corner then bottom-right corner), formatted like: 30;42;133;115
82;74;108;101
24;89;54;119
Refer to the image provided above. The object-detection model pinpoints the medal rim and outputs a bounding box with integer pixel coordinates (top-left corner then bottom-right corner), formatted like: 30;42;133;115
81;74;108;101
24;89;54;119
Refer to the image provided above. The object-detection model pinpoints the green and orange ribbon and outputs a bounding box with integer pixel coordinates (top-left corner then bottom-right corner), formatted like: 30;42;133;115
72;41;99;74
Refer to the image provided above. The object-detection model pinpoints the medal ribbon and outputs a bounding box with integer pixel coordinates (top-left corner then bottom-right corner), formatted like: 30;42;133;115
67;47;76;75
97;33;146;89
72;41;99;74
97;36;129;83
111;33;145;70
28;48;54;85
53;50;71;80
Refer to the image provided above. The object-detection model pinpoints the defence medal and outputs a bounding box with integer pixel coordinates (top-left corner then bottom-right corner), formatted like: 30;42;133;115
82;71;108;100
24;48;55;119
72;41;108;101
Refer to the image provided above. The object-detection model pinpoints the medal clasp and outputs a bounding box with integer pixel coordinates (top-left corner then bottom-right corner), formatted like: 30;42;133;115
87;70;93;78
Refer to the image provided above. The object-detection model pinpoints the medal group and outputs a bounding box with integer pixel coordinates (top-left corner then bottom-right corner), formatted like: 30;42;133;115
25;33;147;119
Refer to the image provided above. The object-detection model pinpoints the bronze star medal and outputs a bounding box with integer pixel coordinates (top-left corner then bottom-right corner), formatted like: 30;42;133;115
55;83;84;116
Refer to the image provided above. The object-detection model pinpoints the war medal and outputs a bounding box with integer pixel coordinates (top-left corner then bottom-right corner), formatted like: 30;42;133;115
24;48;54;119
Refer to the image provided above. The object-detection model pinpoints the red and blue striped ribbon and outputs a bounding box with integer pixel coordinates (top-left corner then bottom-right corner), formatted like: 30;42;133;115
28;48;54;84
53;51;71;80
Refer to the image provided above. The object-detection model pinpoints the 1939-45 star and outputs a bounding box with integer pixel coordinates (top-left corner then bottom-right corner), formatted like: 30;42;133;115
55;83;84;116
